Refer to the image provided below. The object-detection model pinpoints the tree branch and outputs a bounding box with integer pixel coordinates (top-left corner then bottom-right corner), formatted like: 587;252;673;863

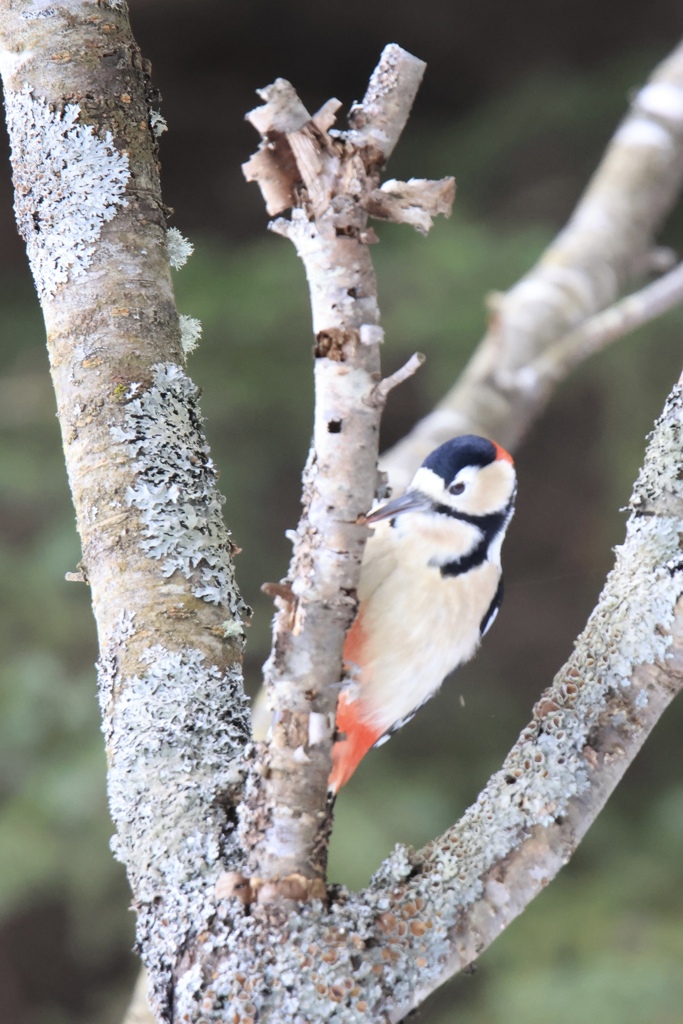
526;259;683;388
0;1;250;1017
368;351;426;406
372;379;683;1018
382;39;683;490
5;10;683;1022
175;378;683;1024
240;45;454;903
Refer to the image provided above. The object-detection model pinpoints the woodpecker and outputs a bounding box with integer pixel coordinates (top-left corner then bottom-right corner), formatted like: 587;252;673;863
328;434;516;794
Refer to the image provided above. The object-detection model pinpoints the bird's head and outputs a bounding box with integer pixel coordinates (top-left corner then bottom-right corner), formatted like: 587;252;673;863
366;435;516;525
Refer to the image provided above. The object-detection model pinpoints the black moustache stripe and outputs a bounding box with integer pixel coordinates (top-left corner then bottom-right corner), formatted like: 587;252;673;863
440;537;490;577
437;498;515;579
433;501;512;536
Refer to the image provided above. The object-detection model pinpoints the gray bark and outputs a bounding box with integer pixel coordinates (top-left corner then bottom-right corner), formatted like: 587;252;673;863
0;0;250;1014
1;7;683;1024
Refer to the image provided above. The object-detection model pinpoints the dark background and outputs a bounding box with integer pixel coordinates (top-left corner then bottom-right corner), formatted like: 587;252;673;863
1;2;683;1022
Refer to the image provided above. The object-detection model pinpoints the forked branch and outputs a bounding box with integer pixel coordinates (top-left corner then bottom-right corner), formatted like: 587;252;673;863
175;373;683;1024
3;5;682;1020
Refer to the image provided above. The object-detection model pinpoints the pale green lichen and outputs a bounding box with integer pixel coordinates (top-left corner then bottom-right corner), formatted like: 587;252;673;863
98;636;250;1016
110;363;247;618
4;87;129;298
166;225;193;268
179;313;202;355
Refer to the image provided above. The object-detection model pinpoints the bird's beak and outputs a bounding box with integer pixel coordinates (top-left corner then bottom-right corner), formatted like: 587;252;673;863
364;490;433;524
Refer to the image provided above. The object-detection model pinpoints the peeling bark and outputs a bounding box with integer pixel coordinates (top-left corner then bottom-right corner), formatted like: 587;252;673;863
240;45;454;902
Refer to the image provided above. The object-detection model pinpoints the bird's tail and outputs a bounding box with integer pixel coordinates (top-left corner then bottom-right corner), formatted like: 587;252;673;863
328;692;383;793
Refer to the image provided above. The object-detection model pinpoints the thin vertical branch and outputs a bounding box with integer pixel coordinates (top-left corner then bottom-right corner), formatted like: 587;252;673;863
240;46;454;901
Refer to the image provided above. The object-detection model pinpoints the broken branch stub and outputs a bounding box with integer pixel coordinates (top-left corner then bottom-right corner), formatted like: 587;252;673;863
242;43;455;231
240;45;454;903
347;43;428;160
367;177;457;235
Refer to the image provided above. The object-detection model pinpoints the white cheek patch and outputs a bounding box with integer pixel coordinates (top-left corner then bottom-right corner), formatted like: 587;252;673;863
459;460;516;516
412;461;515;516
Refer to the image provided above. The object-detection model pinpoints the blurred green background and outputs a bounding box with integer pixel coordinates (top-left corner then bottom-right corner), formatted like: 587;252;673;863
1;2;683;1022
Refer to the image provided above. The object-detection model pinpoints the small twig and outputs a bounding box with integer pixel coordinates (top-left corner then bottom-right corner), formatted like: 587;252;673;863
261;580;296;605
369;351;425;406
528;261;683;387
366;178;456;234
65;563;89;584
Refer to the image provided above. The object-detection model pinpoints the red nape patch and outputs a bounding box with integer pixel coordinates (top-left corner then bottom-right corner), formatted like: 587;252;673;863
493;441;514;465
329;693;383;793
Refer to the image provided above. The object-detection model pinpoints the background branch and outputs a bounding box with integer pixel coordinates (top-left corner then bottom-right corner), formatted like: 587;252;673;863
382;38;683;490
528;259;683;389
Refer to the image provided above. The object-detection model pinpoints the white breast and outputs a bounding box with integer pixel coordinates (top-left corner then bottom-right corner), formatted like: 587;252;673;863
352;517;500;735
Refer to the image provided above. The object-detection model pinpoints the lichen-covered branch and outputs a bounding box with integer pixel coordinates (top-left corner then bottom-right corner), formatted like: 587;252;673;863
0;1;250;1017
175;382;683;1024
5;10;683;1022
240;45;454;902
373;381;683;1018
383;38;683;491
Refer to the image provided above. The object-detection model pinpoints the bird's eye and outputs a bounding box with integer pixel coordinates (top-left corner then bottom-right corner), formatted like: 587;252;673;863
449;481;465;496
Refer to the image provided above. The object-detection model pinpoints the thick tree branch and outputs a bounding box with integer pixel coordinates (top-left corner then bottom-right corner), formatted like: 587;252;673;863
383;39;683;490
0;1;249;1017
373;380;683;1018
240;45;453;903
4;10;683;1021
179;380;683;1024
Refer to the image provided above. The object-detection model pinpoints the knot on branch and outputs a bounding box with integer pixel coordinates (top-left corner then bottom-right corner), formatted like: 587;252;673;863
215;869;328;907
314;327;358;360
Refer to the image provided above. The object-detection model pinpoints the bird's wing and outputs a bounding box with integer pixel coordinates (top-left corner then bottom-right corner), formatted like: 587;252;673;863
329;523;405;792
